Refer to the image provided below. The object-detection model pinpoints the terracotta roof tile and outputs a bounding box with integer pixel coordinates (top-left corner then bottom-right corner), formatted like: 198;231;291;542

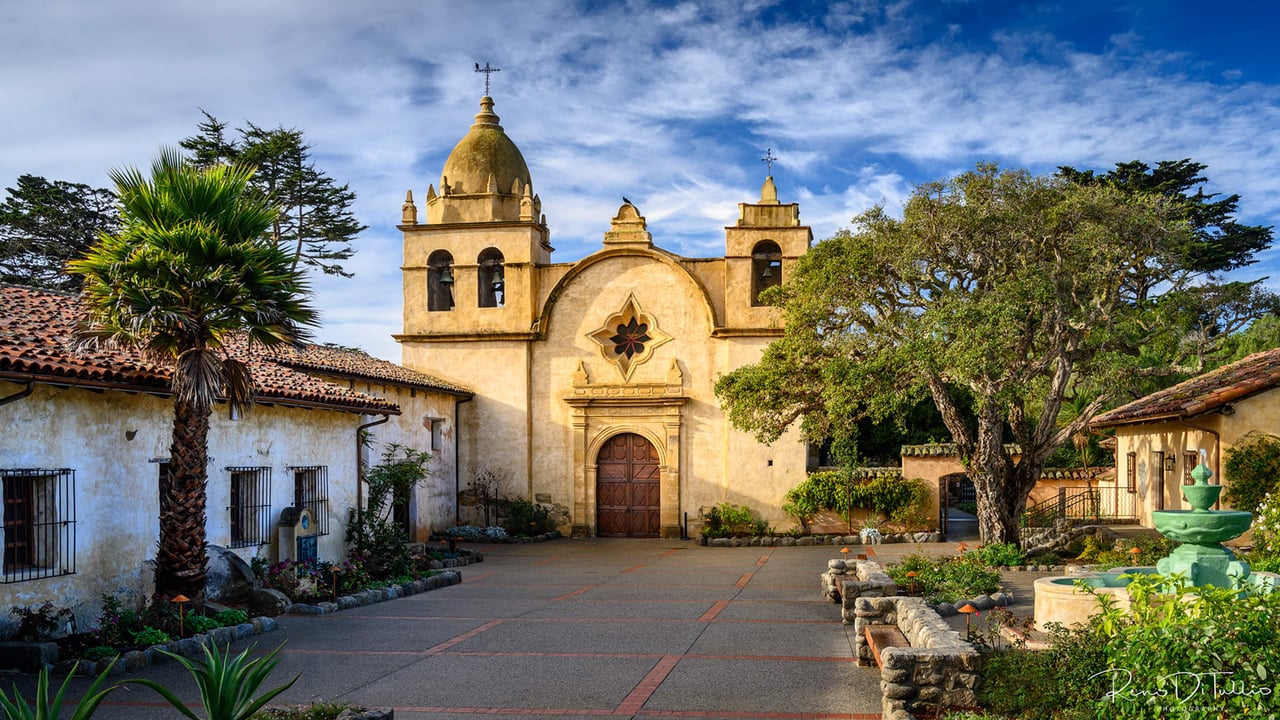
273;344;471;396
1091;347;1280;427
0;284;399;414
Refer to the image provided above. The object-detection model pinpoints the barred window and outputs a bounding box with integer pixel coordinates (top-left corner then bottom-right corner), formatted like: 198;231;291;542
227;467;271;548
1126;452;1137;493
290;466;330;536
1183;451;1198;486
0;469;76;582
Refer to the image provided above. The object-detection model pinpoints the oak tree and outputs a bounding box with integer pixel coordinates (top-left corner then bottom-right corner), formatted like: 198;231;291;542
716;165;1275;543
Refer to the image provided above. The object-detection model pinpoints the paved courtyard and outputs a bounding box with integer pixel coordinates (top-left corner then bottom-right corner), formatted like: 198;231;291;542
28;538;945;720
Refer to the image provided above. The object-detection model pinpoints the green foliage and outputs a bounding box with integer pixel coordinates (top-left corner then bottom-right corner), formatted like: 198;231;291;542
717;163;1277;544
976;625;1103;719
8;602;71;641
131;626;172;646
126;643;298;720
214;609;250;627
782;472;930;529
502;497;553;536
1083;573;1280;718
0;174;119;291
0;660;117;720
347;443;430;579
885;553;1001;603
1223;432;1280;513
187;615;222;634
81;646;119;663
181;111;366;278
1072;535;1179;568
970;542;1025;568
701;503;768;538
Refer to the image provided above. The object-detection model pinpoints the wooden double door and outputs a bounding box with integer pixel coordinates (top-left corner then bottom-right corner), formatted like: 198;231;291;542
596;433;661;537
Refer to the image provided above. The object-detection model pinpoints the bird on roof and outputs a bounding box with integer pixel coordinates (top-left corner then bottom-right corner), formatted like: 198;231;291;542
623;196;632;205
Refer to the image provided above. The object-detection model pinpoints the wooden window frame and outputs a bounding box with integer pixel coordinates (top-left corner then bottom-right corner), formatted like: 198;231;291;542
0;468;76;582
1126;452;1137;493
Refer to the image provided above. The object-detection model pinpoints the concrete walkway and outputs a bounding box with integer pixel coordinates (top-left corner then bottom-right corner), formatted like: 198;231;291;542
26;539;933;719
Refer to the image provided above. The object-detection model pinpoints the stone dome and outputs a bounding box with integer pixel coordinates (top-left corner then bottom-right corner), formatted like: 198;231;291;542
440;96;532;196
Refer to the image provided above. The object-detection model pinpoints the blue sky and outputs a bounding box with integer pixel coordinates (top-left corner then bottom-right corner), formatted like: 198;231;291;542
3;0;1279;362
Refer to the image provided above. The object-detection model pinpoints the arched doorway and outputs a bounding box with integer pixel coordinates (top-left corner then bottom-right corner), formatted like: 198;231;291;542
596;433;660;537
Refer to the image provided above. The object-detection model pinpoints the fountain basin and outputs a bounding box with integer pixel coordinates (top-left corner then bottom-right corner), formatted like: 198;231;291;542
1032;567;1155;632
1151;509;1253;544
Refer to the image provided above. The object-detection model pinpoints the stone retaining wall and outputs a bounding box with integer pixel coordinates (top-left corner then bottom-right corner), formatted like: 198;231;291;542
820;559;899;623
852;596;981;720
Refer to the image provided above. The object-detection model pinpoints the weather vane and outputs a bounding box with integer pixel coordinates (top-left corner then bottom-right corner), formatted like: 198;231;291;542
475;62;501;96
762;148;777;175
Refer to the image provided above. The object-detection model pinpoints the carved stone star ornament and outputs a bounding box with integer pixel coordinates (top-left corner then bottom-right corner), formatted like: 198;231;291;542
587;293;672;381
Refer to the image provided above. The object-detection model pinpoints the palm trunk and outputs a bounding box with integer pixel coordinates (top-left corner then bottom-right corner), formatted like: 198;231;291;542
154;395;211;603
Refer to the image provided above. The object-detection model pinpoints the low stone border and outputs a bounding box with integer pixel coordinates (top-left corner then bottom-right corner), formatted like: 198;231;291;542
821;559;899;622
852;596;981;720
336;708;393;719
53;615;281;677
429;531;563;544
821;558;1013;623
704;531;943;547
288;570;462;615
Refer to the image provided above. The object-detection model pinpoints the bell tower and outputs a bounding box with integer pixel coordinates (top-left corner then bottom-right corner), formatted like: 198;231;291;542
723;175;811;329
399;95;551;338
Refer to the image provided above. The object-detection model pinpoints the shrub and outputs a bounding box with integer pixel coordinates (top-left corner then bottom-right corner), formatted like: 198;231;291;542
9;601;72;642
127;642;298;720
885;553;1000;603
132;626;172;646
347;443;430;579
502;497;553;536
701;503;768;538
214;609;250;627
971;542;1024;568
446;525;508;541
81;645;120;663
783;471;932;531
1223;432;1280;513
187;614;222;634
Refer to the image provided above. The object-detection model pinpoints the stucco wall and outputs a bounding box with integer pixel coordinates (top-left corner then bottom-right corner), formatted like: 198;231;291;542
0;380;360;627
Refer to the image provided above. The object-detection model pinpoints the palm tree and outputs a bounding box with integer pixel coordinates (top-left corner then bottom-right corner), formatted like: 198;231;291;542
70;148;318;602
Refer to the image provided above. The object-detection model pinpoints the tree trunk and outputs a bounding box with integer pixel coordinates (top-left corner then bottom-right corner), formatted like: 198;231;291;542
154;395;210;603
971;462;1040;545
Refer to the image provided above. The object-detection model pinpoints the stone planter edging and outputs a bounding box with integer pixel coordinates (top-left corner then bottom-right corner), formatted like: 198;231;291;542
704;532;943;547
53;615;281;677
287;569;463;616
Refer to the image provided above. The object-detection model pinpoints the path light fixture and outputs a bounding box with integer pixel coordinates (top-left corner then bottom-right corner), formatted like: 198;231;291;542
1129;546;1143;564
957;542;969;556
958;601;978;634
331;565;341;601
171;595;189;637
905;570;919;596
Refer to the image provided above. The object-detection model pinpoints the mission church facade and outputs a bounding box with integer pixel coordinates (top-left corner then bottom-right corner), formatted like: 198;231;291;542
397;95;812;538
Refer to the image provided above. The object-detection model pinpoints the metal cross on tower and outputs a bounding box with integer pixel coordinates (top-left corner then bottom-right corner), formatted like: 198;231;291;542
761;148;777;174
475;62;501;96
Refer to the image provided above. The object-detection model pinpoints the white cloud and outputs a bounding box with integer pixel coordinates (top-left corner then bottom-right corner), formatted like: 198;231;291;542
3;0;1279;362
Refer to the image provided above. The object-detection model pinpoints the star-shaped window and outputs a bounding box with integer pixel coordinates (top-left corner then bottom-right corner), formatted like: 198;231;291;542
588;294;671;380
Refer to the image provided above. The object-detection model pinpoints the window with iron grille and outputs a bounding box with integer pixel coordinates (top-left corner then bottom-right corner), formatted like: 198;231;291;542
289;466;330;536
1183;451;1198;485
1126;452;1137;493
227;467;271;548
0;469;76;582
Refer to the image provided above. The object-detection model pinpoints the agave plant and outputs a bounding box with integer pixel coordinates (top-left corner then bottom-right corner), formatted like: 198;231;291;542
126;642;297;720
0;660;118;720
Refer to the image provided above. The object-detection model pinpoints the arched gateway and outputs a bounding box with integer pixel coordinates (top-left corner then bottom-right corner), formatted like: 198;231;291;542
596;433;661;537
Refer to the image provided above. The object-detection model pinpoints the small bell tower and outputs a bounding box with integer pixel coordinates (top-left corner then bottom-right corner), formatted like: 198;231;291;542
723;168;811;329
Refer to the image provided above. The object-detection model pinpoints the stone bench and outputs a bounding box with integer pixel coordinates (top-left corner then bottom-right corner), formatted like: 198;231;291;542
863;624;909;668
853;596;981;720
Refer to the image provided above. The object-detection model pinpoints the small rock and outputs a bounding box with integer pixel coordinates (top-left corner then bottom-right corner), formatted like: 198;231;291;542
971;595;995;611
990;592;1013;606
935;602;955;616
796;537;814;546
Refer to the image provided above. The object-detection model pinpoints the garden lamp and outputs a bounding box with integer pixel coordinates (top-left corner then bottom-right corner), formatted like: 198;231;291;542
1129;546;1143;564
331;565;341;601
958;601;978;634
171;595;189;637
905;570;919;596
